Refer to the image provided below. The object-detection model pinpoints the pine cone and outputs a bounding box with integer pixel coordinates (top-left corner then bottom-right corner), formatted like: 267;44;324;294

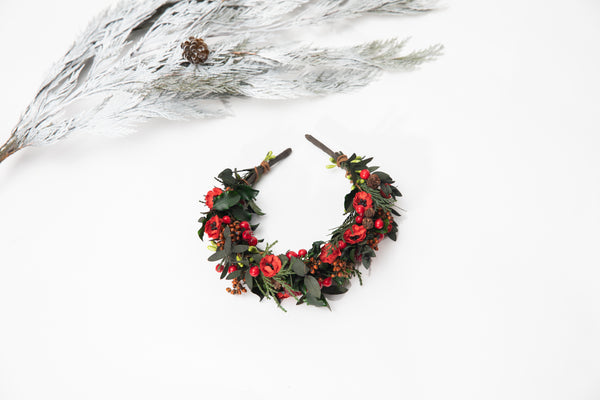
364;208;375;218
181;37;209;64
366;174;381;189
363;218;374;230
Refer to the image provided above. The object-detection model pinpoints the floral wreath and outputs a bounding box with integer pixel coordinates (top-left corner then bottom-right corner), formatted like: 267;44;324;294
198;135;402;310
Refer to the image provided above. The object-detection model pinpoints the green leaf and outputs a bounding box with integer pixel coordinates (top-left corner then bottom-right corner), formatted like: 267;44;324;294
245;271;253;290
223;226;232;254
208;251;226;262
251;253;263;264
213;192;241;211
363;256;372;269
220;266;228;280
344;189;359;212
229;205;252;222
236;185;259;201
322;285;348;295
388;230;397;241
306;295;325;307
248;199;265;215
227;270;242;280
391;208;401;216
232;244;249;253
363;246;376;258
304;276;321;298
218;169;236;186
197;226;205;241
291;258;308;276
296;295;306;305
375;171;393;184
310;241;324;255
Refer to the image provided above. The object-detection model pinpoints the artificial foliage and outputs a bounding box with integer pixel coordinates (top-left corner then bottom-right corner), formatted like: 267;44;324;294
198;135;402;310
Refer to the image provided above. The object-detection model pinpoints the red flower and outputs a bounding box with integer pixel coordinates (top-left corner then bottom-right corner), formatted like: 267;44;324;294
260;254;282;278
352;191;373;212
343;224;367;244
319;242;341;264
205;215;222;239
276;289;302;300
205;187;223;209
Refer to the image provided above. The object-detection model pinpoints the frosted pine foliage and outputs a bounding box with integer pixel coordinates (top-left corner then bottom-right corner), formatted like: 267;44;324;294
0;0;442;163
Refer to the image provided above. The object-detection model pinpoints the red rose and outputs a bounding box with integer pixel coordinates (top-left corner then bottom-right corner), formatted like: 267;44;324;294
205;187;223;209
352;191;373;212
319;242;341;264
205;215;222;239
260;254;282;278
343;224;367;244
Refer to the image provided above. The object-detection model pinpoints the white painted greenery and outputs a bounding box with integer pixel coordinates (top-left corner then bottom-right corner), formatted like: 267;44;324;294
0;0;441;163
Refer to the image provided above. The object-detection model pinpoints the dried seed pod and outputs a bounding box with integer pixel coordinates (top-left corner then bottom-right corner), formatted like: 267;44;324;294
366;174;381;189
363;218;374;230
181;37;209;64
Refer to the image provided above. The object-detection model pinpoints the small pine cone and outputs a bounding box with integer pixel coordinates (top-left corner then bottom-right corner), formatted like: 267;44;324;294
363;218;374;230
181;37;209;64
367;174;381;189
364;208;375;218
272;281;283;291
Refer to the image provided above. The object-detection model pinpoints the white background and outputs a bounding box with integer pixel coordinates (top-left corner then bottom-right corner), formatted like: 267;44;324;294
1;1;599;399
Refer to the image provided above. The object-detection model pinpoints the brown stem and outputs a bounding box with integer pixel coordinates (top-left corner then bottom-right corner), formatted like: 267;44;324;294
305;134;346;167
244;148;292;186
0;136;21;164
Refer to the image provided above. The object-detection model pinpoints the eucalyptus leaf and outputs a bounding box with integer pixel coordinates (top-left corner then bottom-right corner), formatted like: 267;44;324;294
208;251;226;262
245;271;253;290
304;275;321;298
227;270;242;280
291;258;308;276
232;244;249;253
223;226;232;254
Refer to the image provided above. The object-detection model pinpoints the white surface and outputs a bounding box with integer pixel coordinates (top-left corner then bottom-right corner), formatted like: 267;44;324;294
1;1;600;399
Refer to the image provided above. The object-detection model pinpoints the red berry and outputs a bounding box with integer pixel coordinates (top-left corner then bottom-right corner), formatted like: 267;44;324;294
286;251;298;260
216;264;224;273
242;230;253;241
228;265;237;274
360;169;370;180
221;215;231;224
375;218;384;230
248;236;258;246
240;221;250;230
355;205;365;215
355;215;363;224
298;249;307;257
378;234;385;240
249;266;260;277
337;240;347;250
323;277;333;287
